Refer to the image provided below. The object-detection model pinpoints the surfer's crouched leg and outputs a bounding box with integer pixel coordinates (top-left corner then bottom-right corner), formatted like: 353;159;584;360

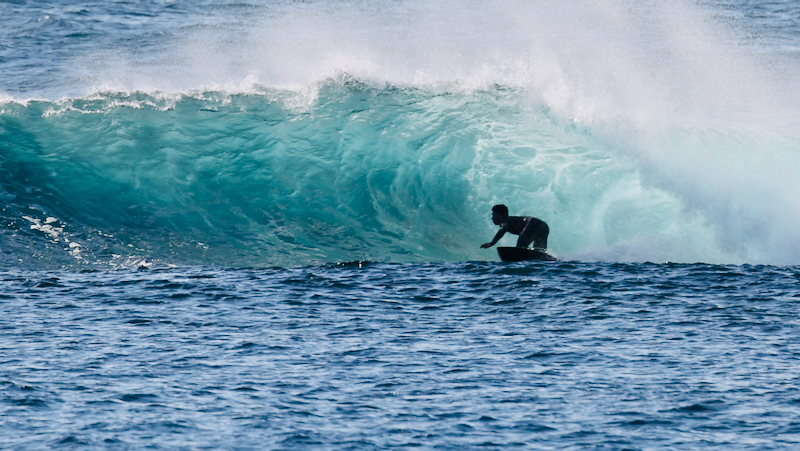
518;224;549;250
516;232;536;249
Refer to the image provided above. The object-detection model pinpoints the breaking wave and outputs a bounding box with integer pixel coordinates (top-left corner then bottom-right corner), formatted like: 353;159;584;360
2;0;799;268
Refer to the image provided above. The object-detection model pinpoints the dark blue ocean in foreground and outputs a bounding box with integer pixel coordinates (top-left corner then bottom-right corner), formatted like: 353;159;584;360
2;261;800;449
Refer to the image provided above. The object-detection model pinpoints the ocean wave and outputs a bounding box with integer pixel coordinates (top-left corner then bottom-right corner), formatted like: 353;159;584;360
3;79;799;268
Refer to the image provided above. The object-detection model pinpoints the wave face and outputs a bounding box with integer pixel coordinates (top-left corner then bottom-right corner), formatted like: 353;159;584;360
2;0;800;268
3;84;514;267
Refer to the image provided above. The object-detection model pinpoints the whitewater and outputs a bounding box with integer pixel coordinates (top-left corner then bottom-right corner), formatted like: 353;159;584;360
2;0;799;268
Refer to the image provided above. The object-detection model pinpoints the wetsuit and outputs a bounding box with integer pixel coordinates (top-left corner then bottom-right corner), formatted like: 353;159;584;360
503;216;549;249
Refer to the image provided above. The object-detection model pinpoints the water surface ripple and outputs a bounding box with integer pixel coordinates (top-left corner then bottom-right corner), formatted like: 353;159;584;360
2;261;799;449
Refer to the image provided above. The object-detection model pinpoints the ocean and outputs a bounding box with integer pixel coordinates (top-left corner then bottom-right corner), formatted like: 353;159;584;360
1;0;799;448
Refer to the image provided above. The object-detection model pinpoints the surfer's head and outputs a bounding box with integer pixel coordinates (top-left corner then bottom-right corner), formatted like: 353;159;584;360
491;204;509;225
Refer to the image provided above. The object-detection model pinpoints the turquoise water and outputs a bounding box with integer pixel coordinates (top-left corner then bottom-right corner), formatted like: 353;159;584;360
2;0;800;449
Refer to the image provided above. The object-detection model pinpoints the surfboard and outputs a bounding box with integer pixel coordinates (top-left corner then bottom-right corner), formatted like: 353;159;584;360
497;247;557;262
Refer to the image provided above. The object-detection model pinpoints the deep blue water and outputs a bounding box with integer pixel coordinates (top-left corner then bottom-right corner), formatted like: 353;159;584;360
2;0;800;449
2;262;800;449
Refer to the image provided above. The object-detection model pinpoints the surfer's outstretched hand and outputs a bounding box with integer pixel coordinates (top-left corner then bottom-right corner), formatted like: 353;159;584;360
481;243;493;249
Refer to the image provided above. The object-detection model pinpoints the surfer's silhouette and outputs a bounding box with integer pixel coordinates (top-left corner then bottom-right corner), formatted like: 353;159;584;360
480;204;549;250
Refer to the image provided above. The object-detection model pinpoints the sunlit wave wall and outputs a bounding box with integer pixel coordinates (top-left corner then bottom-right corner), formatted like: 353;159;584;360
1;0;799;268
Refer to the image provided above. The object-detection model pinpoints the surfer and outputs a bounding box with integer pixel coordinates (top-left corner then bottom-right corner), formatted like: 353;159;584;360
480;204;549;250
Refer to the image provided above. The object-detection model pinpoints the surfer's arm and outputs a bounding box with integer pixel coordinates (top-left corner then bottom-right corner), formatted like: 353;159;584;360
481;228;507;248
